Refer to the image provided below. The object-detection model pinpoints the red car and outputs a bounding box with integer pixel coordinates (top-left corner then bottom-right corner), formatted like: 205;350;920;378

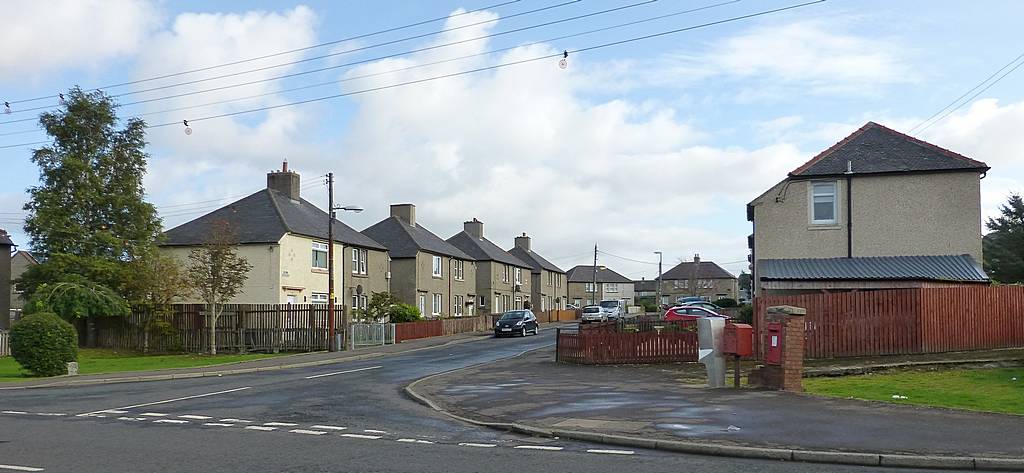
663;305;729;321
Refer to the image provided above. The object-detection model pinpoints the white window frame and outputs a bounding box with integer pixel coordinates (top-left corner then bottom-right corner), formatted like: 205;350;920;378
312;241;329;269
351;248;368;275
432;293;442;316
432;255;443;278
453;259;464;281
418;294;426;315
502;264;510;283
810;180;839;225
454;295;464;317
585;282;595;292
514;267;522;285
311;292;329;304
605;283;619;293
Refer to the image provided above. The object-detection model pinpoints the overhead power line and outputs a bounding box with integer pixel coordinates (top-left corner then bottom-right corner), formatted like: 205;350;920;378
598;249;659;265
0;0;826;150
910;50;1024;134
4;0;524;106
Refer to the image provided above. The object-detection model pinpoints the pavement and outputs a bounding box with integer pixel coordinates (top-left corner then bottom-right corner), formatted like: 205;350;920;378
0;327;964;472
409;347;1024;470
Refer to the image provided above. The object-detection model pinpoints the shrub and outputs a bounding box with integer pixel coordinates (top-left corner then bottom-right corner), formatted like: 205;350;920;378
714;298;739;308
9;312;79;377
388;303;422;323
737;304;754;324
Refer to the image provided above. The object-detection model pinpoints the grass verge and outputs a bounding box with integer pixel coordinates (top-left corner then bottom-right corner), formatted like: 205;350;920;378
804;367;1024;415
0;348;286;382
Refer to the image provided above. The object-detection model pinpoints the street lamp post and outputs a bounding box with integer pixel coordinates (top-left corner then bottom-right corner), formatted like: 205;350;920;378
326;171;364;352
654;251;662;311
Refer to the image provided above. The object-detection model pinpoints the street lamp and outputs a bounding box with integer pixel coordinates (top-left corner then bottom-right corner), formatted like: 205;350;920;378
654;251;663;311
327;171;364;352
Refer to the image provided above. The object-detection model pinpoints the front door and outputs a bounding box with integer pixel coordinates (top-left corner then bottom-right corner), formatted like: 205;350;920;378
286;295;297;304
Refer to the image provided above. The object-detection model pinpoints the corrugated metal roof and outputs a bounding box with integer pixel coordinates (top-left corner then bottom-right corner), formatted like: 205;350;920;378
757;255;989;282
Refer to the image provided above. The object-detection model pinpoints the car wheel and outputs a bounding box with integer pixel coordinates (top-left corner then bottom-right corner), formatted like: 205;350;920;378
520;327;527;337
533;325;539;335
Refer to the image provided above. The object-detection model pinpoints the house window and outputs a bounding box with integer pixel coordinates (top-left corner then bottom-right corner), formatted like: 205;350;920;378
453;295;464;317
311;292;329;304
811;180;838;224
573;298;582;307
503;294;512;312
432;255;443;278
585;282;596;292
351;248;368;275
605;283;619;293
432;293;442;316
515;296;523;310
351;294;368;311
502;264;510;283
514;267;522;285
312;241;328;269
479;295;486;309
453;259;464;281
418;294;426;315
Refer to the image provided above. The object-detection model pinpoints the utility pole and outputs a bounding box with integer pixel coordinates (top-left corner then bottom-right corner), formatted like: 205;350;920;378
591;244;598;305
327;172;337;352
654;251;663;310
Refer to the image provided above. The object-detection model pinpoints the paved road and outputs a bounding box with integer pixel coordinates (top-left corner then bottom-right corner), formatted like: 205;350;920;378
0;329;963;472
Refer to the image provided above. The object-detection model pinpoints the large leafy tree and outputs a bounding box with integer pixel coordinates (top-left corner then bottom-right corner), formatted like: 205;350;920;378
22;87;161;279
984;194;1024;283
186;220;252;355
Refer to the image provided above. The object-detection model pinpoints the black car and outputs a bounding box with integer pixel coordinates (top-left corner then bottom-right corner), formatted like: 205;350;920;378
494;310;539;337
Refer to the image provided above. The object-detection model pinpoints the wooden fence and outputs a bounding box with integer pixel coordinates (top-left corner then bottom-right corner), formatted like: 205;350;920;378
0;330;9;357
556;320;699;364
535;309;580;323
441;315;491;336
395;319;443;342
754;286;1024;359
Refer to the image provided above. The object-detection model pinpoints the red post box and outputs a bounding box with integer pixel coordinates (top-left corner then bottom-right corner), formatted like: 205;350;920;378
724;323;753;357
765;322;783;365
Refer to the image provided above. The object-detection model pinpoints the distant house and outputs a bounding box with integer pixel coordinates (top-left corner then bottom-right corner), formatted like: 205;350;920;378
363;204;477;318
507;233;567;312
447;220;532;315
566;265;635;307
659;255;738;303
162;162;390;310
9;250;38;310
1;230;15;330
747;122;990;296
634;279;657;299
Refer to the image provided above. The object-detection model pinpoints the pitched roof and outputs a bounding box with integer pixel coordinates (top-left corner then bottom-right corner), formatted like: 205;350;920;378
789;122;989;177
662;260;736;280
11;250;38;265
0;229;13;247
508;246;564;274
566;265;632;284
634;279;657;292
362;217;471;260
162;189;386;250
756;255;989;282
447;232;530;268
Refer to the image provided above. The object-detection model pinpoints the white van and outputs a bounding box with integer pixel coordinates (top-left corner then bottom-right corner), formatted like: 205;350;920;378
599;300;623;320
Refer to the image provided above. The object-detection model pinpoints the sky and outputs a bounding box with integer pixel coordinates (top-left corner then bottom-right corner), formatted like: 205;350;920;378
1;0;1023;281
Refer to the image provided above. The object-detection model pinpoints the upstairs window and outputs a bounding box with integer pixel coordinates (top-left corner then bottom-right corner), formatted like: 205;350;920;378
514;267;522;285
811;181;837;225
351;248;368;275
432;255;443;277
605;283;619;293
312;242;329;269
453;259;464;281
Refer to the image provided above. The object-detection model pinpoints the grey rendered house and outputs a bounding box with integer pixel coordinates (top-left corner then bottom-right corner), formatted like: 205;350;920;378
566;265;635;307
747;121;991;296
1;230;13;330
507;233;567;312
362;204;478;318
162;163;390;309
9;250;38;310
447;219;532;315
659;255;739;304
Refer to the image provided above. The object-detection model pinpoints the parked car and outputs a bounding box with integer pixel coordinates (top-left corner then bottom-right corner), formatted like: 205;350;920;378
599;300;623;320
675;296;706;305
566;303;580;310
580;305;607;324
494;310;539;337
683;301;722;312
663;305;729;321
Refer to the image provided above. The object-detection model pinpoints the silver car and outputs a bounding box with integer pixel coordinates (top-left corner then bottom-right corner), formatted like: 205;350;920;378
580;305;607;324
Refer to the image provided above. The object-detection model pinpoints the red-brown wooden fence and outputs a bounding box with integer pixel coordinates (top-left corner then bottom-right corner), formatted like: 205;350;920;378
557;320;699;364
754;286;1024;359
395;319;443;342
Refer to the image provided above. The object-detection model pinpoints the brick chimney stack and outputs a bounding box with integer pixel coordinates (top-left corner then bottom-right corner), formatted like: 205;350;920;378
464;218;484;238
391;204;416;226
514;232;531;251
267;160;300;201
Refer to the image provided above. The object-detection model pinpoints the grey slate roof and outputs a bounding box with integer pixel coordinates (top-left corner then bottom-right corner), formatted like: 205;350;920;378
566;265;632;284
790;122;989;177
162;189;386;250
662;260;735;280
362;217;472;260
756;255;989;282
508;246;564;274
447;232;530;268
0;230;12;247
634;279;657;292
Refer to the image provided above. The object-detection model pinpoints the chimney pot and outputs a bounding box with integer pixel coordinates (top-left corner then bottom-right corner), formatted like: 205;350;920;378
390;204;416;226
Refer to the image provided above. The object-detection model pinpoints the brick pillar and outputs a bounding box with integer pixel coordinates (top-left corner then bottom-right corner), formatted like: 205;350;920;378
749;305;806;392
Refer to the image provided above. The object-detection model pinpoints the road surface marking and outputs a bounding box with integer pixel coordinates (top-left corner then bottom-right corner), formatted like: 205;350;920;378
0;465;45;472
310;425;347;431
116;417;147;421
153;419;189;424
245;426;276;431
1;411;28;415
100;410;128;414
514;445;564;451
304;365;382;379
340;433;381;439
458;443;497;448
263;422;298;427
363;429;387;434
35;413;66;416
289;429;327;435
587;449;635;455
178;415;212;420
139;413;168;417
202;423;235;427
220;418;252;423
89;386;252;413
396;439;435;444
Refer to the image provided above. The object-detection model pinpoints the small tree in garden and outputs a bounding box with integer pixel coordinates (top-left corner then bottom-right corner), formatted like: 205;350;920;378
388;303;422;323
354;291;400;323
123;250;190;352
185;220;252;355
10;312;78;377
24;276;131;340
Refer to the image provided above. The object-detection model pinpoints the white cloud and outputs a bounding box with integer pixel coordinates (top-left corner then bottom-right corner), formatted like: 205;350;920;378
0;0;162;83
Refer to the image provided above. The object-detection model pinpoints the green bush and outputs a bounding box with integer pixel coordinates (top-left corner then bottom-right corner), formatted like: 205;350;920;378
9;312;79;377
714;297;739;308
737;304;754;324
388;303;422;323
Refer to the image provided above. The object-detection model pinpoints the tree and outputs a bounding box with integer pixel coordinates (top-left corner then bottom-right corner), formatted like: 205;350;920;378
354;291;400;323
123;250;190;352
984;194;1024;283
23;275;130;346
185;221;252;355
388;303;422;323
738;271;752;292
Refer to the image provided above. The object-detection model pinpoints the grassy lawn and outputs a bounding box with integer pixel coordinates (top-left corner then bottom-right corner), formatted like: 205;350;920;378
0;348;287;382
804;367;1024;415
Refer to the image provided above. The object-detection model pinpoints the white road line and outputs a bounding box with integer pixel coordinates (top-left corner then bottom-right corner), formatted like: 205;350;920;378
1;411;28;415
100;410;128;414
116;417;147;421
304;365;382;379
202;423;235;427
35;413;66;417
85;386;252;414
396;439;435;444
340;433;382;440
220;418;252;423
310;425;347;431
263;422;298;427
289;429;327;435
514;445;564;451
587;449;635;455
0;465;45;472
363;429;387;434
152;419;189;424
178;415;212;420
458;443;497;448
244;426;277;431
139;413;168;417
